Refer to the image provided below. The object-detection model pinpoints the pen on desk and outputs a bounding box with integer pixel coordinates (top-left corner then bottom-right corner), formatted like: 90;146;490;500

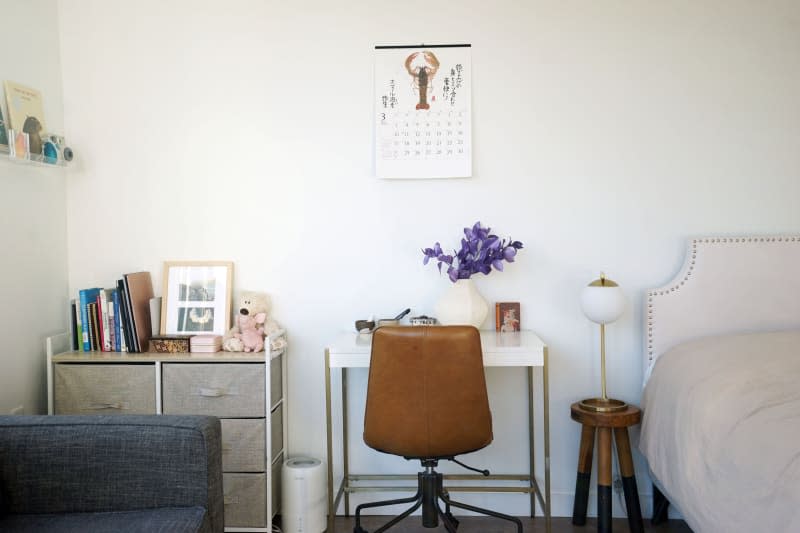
393;308;411;321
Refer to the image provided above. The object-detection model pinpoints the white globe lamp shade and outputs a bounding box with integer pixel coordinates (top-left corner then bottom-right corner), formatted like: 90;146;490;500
581;276;625;325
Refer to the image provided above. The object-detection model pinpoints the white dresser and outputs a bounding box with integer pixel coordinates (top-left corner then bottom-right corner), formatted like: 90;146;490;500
46;333;286;533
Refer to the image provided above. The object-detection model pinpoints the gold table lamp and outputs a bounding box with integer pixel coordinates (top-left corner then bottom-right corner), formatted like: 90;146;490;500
579;273;627;413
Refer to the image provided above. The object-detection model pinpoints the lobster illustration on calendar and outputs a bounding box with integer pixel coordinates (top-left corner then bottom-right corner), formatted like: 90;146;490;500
404;51;440;110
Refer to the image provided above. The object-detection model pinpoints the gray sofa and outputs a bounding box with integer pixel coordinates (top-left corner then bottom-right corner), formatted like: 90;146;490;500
0;415;223;532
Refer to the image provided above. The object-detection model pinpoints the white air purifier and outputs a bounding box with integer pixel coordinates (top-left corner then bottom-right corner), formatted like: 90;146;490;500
282;457;326;533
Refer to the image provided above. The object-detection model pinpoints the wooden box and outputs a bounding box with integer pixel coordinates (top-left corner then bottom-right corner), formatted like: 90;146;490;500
150;335;192;353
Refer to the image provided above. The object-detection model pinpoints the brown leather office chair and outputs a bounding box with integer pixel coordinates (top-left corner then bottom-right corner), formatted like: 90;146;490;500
353;326;522;533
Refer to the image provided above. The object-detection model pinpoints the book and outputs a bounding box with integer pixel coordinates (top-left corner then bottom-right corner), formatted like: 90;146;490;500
95;295;106;351
87;302;98;351
111;289;121;352
78;288;101;351
121;276;139;353
124;272;154;353
117;278;134;352
3;81;45;155
69;299;79;351
98;288;114;351
107;290;116;352
495;302;521;332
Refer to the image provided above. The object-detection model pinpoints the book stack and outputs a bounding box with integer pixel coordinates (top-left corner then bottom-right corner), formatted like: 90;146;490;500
71;272;155;353
190;335;222;353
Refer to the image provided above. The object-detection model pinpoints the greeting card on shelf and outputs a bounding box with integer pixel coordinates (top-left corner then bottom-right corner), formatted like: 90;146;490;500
4;81;45;131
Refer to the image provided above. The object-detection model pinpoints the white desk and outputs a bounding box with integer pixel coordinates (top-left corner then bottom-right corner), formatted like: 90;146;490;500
324;330;550;533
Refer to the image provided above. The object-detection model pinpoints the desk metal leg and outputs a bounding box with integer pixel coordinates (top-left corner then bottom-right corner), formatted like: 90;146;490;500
527;367;536;519
342;367;350;517
528;349;552;533
325;350;335;533
543;347;551;533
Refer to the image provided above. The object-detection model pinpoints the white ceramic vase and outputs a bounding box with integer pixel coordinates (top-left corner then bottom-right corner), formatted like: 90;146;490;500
434;278;488;328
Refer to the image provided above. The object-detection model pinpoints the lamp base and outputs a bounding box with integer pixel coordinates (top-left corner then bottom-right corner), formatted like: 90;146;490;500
579;397;627;413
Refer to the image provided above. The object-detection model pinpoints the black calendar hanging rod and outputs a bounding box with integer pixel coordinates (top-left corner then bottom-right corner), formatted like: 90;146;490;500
374;43;471;50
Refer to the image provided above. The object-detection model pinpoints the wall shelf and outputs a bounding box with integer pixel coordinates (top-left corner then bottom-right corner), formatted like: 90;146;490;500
0;145;70;167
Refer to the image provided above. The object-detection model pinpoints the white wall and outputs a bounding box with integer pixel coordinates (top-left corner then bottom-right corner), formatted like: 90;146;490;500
0;0;67;416
58;0;800;517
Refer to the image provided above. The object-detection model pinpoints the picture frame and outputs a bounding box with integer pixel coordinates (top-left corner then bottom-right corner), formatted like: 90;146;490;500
161;261;233;336
495;302;521;332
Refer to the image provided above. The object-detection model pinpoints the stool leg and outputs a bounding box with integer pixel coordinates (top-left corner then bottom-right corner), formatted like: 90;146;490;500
572;424;596;525
614;427;644;533
597;427;612;533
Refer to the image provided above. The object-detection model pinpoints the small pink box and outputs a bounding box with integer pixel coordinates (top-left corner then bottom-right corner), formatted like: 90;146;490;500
190;335;222;353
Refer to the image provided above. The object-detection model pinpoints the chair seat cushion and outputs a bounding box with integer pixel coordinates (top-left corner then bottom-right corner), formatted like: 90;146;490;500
0;506;207;533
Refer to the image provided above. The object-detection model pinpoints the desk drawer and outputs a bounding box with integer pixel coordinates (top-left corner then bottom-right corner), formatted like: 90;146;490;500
221;418;265;472
54;364;156;415
223;473;267;528
162;363;265;417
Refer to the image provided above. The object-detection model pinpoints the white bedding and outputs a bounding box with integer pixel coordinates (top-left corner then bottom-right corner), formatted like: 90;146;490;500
639;330;800;533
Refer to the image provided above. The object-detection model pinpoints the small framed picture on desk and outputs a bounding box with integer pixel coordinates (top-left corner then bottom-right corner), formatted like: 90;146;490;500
496;302;521;332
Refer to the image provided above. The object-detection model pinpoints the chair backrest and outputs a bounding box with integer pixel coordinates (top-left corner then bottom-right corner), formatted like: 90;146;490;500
363;325;493;459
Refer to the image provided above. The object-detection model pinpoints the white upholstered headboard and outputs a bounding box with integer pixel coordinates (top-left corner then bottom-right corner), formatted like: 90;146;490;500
644;236;800;383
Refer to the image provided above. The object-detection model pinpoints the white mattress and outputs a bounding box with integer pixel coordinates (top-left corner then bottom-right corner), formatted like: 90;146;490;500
639;330;800;533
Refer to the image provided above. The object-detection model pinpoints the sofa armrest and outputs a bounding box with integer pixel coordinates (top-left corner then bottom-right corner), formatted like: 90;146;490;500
0;415;222;532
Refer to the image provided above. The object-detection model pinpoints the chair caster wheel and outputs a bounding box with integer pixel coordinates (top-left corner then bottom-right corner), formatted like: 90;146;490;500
354;526;369;533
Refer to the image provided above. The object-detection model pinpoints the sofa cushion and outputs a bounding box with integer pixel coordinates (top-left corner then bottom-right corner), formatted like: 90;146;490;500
0;479;5;516
0;415;221;527
0;506;207;532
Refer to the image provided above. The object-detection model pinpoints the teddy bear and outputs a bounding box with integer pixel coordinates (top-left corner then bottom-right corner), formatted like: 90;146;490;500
223;290;287;352
236;311;266;352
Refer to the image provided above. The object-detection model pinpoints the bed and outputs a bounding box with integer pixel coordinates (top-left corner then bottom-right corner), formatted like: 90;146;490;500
638;236;800;533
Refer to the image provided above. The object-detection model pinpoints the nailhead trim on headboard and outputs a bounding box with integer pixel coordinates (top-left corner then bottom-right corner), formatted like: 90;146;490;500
646;236;800;364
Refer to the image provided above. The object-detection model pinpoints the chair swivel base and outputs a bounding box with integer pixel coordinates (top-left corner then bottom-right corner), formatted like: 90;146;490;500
353;461;522;533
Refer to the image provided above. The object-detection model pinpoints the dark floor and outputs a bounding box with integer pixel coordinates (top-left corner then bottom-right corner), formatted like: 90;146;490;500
333;516;691;532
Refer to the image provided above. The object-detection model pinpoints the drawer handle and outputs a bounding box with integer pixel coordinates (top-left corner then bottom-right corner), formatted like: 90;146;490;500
221;445;232;452
223;495;240;505
197;387;238;398
87;402;129;410
198;387;228;397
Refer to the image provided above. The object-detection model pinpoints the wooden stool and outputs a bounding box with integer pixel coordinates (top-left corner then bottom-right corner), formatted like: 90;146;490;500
570;402;643;533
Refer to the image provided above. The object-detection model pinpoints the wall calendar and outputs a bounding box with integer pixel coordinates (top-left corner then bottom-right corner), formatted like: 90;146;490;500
374;44;472;179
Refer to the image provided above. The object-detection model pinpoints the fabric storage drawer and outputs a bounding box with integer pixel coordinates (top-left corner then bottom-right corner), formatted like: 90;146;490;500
271;453;283;517
270;355;282;408
54;363;156;415
223;473;267;528
221;418;265;472
270;406;283;458
162;363;265;417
